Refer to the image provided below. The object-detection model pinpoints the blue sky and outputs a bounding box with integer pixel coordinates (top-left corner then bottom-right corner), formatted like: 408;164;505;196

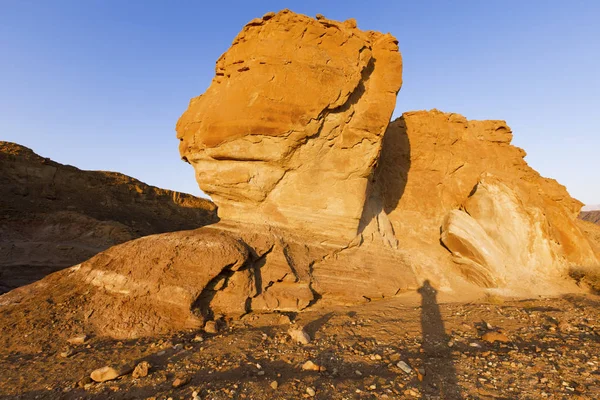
1;1;599;205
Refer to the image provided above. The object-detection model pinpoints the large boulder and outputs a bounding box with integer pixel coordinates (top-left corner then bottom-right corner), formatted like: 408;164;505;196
176;10;402;242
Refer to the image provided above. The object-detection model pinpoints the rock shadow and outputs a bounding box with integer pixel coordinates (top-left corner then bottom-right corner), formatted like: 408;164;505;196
358;116;410;235
418;280;463;399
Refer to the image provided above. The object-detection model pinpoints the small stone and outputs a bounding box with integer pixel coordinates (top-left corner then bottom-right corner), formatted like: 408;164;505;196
397;361;412;374
315;14;325;20
60;347;75;358
192;335;204;343
77;376;92;388
192;390;201;400
469;342;482;348
302;360;325;372
132;361;151;378
355;370;362;376
257;370;265;376
90;365;132;383
288;328;311;345
204;321;218;334
482;331;510;343
172;376;189;388
270;381;278;389
67;334;87;345
306;387;316;396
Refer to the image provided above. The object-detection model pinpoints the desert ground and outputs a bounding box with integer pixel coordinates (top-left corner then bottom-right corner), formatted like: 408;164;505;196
1;290;599;399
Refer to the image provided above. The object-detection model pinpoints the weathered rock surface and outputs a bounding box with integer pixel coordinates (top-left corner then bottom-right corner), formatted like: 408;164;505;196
0;141;217;293
365;110;599;293
1;12;599;344
176;9;402;242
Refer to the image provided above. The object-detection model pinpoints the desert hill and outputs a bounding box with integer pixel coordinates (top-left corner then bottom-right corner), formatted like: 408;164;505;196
0;141;217;293
580;210;600;225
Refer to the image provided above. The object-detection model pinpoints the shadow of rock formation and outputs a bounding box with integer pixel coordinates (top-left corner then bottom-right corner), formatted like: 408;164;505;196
358;116;411;239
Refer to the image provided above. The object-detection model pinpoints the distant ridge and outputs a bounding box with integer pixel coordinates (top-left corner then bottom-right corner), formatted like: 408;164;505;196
0;141;218;293
580;210;600;225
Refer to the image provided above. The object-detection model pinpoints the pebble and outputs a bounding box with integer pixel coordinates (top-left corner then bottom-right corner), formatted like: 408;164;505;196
270;381;278;389
204;321;218;334
192;335;204;343
172;376;189;388
132;361;151;378
302;360;325;371
67;334;87;345
397;361;412;374
60;347;75;358
306;387;316;396
482;331;510;343
288;328;311;344
90;365;132;383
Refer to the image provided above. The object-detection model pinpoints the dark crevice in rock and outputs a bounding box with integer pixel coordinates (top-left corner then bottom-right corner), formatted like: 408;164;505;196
191;262;240;322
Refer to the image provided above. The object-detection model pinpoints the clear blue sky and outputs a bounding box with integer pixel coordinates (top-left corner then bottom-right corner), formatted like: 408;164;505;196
1;1;599;205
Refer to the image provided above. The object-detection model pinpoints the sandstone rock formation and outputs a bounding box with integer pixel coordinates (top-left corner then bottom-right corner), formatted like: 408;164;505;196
176;9;402;242
366;110;598;292
0;141;217;293
1;11;599;343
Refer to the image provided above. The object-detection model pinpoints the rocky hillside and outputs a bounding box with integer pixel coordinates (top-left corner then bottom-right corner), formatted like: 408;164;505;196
0;141;217;293
581;211;600;225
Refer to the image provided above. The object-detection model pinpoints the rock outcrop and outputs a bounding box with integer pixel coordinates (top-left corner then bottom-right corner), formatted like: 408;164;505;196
0;141;217;293
1;11;599;342
176;10;402;242
366;111;598;292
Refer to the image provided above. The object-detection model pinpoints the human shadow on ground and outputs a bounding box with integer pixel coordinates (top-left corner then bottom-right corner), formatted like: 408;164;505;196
418;280;463;399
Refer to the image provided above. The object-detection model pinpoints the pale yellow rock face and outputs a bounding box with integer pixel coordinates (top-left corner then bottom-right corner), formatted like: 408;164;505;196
176;10;402;241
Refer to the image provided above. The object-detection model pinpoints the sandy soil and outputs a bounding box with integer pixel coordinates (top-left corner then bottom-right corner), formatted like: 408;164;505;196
1;288;598;400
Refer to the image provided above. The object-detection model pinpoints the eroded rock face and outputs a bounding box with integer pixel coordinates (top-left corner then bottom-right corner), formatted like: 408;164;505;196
367;110;598;292
177;10;402;241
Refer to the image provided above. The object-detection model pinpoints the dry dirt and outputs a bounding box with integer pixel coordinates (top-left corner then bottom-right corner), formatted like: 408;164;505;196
1;288;598;400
